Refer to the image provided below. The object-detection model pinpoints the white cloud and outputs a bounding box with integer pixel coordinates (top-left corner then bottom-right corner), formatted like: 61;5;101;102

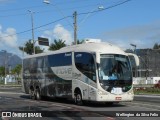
53;24;73;45
0;25;17;48
42;24;73;45
0;25;22;57
101;21;160;49
43;30;52;37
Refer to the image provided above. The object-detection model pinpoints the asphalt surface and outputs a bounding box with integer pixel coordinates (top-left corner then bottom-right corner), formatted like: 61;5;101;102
0;86;160;120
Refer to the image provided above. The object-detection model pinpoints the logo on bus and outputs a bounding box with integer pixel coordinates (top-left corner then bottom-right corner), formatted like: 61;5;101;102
73;73;81;79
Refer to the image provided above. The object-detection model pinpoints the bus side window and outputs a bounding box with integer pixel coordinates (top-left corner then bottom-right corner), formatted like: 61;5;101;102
75;52;96;82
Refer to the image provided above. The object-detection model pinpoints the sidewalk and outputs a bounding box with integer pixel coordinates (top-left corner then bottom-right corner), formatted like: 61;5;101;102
0;85;22;93
0;84;21;88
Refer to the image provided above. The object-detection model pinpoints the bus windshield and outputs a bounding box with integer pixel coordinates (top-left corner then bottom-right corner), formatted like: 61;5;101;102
98;54;132;93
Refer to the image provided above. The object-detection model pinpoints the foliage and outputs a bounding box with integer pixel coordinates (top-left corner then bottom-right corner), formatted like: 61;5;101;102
72;39;85;45
19;39;44;55
11;64;22;75
77;39;85;44
48;39;66;51
0;80;4;84
35;46;44;54
0;66;5;76
153;43;160;49
154;80;160;88
134;87;160;94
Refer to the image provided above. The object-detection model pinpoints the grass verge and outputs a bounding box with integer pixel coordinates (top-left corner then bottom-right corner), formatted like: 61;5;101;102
134;87;160;95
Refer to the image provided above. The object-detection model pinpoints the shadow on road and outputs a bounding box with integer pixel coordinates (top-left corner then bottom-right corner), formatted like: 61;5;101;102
20;95;30;99
19;95;126;108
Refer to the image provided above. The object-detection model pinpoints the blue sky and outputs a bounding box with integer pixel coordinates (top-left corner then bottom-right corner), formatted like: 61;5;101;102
0;0;160;57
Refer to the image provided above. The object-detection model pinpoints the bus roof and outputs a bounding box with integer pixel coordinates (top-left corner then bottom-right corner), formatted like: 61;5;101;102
23;42;126;59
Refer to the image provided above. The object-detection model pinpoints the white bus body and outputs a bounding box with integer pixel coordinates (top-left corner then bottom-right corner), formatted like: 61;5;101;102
22;42;138;105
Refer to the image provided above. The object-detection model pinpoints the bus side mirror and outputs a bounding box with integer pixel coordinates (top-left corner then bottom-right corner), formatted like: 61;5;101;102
127;53;139;67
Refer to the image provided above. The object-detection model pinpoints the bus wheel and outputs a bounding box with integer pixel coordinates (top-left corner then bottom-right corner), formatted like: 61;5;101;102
29;89;36;100
35;88;41;100
75;92;83;105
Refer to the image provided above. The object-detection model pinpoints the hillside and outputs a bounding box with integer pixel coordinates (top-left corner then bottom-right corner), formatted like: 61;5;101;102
0;51;22;69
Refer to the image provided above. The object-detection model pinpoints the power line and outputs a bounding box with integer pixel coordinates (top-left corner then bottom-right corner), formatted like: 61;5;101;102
78;0;132;15
0;0;132;39
0;0;94;13
0;0;126;18
0;15;72;39
0;0;91;12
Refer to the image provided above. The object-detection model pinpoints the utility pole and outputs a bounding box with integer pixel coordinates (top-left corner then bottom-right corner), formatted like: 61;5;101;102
130;43;137;77
73;11;77;45
28;10;35;54
4;51;7;78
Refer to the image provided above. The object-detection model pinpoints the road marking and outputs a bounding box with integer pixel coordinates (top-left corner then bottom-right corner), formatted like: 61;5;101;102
106;117;115;120
5;97;12;100
28;100;39;103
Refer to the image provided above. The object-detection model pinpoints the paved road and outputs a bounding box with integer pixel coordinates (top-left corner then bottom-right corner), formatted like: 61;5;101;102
0;87;160;120
134;95;160;104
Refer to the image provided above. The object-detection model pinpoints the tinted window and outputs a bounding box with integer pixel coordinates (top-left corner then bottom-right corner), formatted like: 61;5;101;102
74;52;96;81
48;52;72;67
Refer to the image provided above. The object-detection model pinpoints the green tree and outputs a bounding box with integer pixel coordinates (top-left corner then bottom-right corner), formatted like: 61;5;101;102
77;39;84;44
19;39;44;55
49;39;66;51
11;64;22;84
11;64;22;75
153;43;160;49
72;39;85;45
0;66;5;76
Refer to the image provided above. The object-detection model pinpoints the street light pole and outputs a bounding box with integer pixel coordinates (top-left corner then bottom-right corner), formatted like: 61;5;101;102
73;11;77;45
130;44;136;54
43;0;73;28
43;0;103;45
74;6;104;45
130;43;137;77
28;10;35;54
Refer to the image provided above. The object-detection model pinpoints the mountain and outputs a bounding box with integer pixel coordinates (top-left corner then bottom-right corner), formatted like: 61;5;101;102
0;51;22;69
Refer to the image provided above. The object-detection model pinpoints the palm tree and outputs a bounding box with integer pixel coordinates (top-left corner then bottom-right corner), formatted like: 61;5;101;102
48;39;66;51
11;64;22;84
153;43;159;49
0;66;5;77
19;39;44;55
72;39;85;45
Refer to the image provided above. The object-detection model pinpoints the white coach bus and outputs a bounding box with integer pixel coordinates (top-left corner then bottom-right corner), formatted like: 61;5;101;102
22;41;139;105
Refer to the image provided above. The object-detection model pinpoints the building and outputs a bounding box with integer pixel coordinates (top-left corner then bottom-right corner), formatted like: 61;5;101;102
136;49;160;77
126;49;160;84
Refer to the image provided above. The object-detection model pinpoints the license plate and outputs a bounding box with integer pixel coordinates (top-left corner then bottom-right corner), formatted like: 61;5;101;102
115;97;122;100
